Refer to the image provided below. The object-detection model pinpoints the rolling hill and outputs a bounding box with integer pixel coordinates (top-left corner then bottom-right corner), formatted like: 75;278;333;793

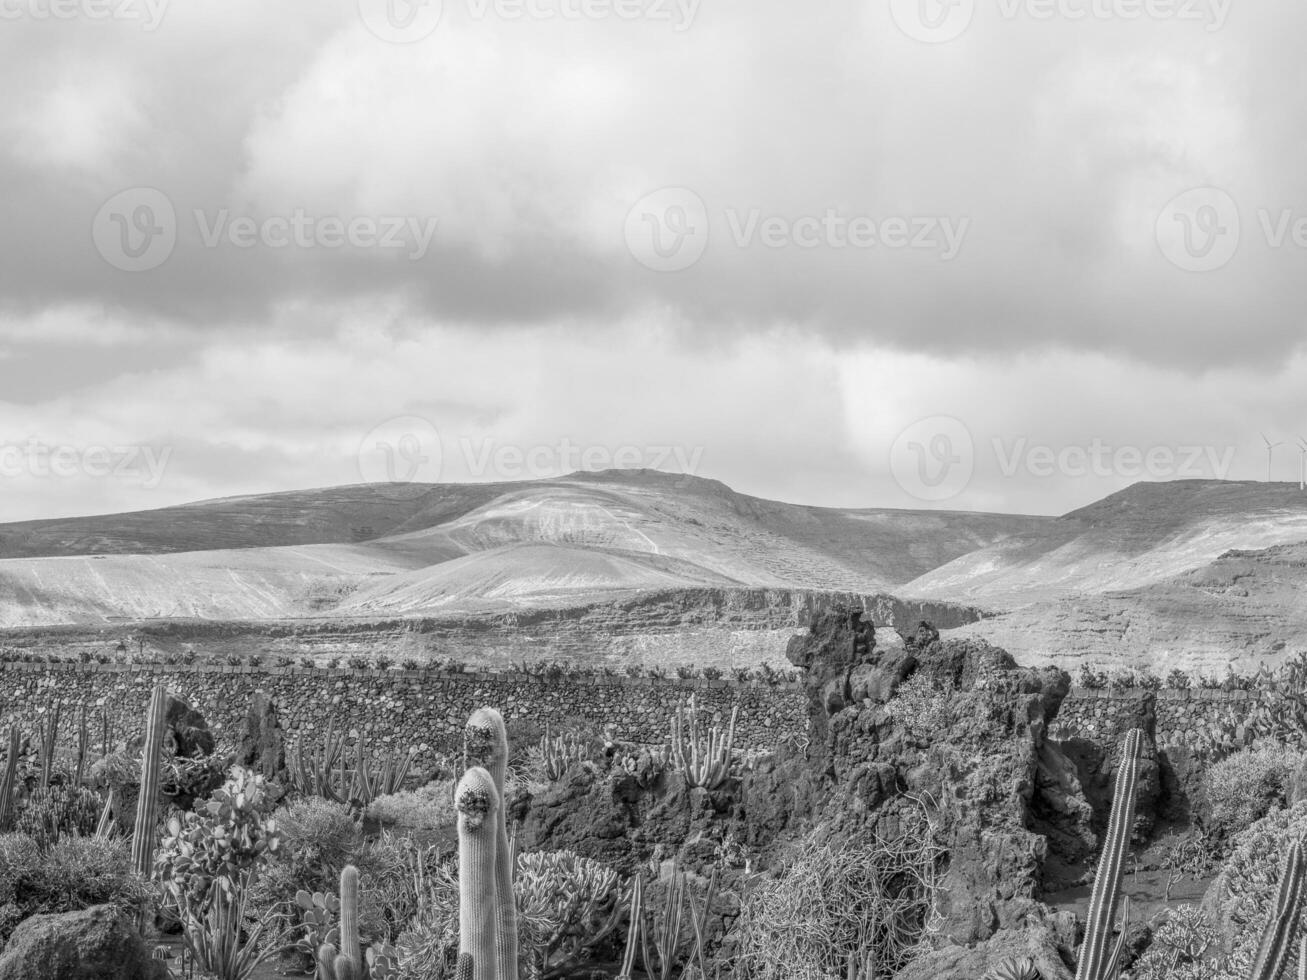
0;470;1028;629
4;472;1307;673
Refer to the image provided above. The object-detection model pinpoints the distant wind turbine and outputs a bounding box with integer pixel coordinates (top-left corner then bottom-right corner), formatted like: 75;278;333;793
1298;438;1307;491
1262;433;1284;482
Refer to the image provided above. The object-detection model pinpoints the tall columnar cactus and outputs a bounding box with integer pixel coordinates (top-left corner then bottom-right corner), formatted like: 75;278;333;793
1247;839;1307;980
454;953;474;980
131;685;169;879
39;704;60;789
1075;728;1142;980
670;696;738;790
0;726;19;831
317;864;365;980
464;707;518;980
74;705;88;787
457;766;500;980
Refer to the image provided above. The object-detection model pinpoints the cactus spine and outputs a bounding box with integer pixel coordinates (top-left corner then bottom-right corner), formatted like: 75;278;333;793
457;766;500;980
131;685;168;878
1075;727;1142;980
464;707;518;980
1248;839;1307;980
0;727;18;831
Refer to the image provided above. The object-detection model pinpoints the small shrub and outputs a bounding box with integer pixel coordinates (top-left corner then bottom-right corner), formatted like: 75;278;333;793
1166;668;1193;690
624;664;643;678
675;665;699;680
702;666;722;681
886;673;956;744
367;781;457;831
401;658;422;671
732;666;753;683
1076;664;1107;690
375;657;393;671
299;657;316;668
1202;743;1306;843
347;656;370;670
735;811;943;980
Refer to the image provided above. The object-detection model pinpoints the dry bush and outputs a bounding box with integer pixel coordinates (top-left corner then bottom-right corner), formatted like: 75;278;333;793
1202;742;1305;842
732;807;943;980
368;780;457;831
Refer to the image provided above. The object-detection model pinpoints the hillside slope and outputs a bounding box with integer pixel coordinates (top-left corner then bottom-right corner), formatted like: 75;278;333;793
0;470;1027;627
955;541;1307;674
901;481;1307;608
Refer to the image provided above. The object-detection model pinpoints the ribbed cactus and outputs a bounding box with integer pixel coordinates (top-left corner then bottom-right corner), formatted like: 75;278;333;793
1248;839;1307;980
464;707;518;980
1075;727;1142;980
454;953;474;980
670;697;738;790
39;704;60;789
0;726;18;832
131;685;169;879
457;766;500;980
615;874;643;980
74;705;88;787
317;864;364;980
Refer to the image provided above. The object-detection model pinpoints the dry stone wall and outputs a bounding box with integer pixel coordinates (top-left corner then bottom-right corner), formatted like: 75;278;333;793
0;661;807;772
1051;686;1255;750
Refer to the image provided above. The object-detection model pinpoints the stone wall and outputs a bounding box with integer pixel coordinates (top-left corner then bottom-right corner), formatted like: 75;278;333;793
0;661;808;772
1051;686;1254;749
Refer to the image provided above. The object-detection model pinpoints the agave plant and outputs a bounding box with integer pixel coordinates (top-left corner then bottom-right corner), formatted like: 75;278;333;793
984;957;1039;980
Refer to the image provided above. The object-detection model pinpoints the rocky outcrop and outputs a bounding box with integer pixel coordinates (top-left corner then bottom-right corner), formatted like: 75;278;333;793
0;905;170;979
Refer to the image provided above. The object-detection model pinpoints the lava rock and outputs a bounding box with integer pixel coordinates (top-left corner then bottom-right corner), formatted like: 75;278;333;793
0;905;171;980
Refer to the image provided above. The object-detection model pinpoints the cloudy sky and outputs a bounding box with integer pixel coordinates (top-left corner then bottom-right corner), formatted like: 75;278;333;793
2;0;1306;522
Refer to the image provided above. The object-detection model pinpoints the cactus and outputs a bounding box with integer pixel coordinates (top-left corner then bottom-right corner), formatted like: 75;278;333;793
615;874;643;980
38;704;59;789
131;685;169;879
95;788;115;839
1075;728;1142;980
464;707;518;980
454;953;474;980
457;766;500;980
74;706;88;787
1248;839;1307;980
670;696;737;790
316;865;365;980
0;727;18;832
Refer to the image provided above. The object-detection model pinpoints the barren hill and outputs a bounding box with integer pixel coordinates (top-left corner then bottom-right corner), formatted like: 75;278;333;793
0;470;1019;630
